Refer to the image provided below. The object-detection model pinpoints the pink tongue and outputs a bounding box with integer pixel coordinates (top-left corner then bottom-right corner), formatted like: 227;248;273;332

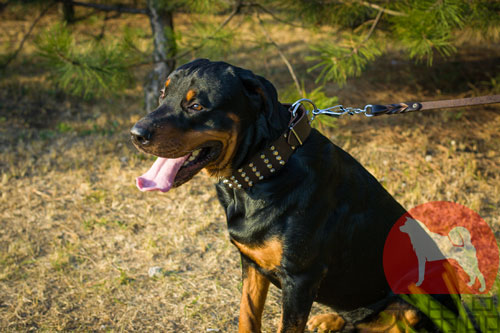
136;155;190;192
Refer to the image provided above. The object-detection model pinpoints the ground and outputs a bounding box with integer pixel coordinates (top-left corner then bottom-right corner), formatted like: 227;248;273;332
1;7;499;332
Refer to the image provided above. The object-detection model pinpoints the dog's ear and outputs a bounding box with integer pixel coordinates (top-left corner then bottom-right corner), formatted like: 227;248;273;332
234;67;282;127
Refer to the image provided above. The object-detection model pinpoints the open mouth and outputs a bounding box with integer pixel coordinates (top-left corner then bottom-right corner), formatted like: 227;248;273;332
136;142;222;192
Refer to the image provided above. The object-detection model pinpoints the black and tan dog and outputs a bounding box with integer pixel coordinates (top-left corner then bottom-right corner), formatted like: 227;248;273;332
131;59;455;332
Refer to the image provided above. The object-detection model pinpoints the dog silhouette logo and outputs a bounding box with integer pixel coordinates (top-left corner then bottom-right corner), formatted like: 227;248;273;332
399;217;486;292
383;201;498;294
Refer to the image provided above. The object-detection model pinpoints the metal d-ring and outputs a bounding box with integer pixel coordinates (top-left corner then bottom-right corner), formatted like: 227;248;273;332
290;98;318;118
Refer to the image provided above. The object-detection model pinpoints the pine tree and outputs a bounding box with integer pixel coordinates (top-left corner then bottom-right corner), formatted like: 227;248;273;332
36;0;235;112
280;0;500;86
2;0;498;111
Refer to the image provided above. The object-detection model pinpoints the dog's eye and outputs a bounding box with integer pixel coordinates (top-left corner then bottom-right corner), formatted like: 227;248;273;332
189;103;204;112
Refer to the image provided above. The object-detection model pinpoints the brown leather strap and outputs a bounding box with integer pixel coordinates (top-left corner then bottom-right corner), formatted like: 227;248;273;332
222;105;311;189
420;95;500;110
367;94;500;116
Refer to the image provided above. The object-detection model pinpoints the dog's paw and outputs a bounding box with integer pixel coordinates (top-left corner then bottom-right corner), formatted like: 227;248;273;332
307;313;345;332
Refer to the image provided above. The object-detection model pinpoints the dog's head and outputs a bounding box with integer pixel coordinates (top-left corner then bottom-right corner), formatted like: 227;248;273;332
399;217;417;234
131;59;284;192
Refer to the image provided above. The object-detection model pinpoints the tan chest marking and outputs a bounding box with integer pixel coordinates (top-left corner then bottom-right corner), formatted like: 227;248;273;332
233;238;283;271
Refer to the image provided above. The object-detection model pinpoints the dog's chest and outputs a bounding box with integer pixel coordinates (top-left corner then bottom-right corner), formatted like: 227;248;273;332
232;237;283;271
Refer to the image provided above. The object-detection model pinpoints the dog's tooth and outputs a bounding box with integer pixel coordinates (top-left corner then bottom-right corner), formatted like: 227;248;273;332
192;149;200;157
188;155;196;161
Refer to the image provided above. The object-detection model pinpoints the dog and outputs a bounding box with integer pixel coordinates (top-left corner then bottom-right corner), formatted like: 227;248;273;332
131;59;456;332
399;217;486;292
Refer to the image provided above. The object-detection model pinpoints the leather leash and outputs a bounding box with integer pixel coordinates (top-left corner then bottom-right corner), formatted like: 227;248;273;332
368;94;500;116
294;94;500;120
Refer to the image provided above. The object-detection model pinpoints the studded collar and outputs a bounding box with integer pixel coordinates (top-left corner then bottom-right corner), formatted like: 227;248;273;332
221;105;311;189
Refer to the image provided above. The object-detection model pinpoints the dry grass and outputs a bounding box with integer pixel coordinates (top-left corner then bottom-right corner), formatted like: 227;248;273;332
1;8;499;332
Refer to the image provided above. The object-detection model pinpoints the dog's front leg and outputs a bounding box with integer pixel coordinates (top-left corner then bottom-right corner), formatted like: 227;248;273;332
278;272;321;333
238;256;270;333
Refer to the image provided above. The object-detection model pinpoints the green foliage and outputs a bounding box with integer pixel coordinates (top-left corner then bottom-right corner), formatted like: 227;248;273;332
278;0;373;28
391;0;464;64
458;0;500;32
35;23;134;99
5;0;500;102
289;0;498;85
308;34;383;86
121;26;152;62
186;20;237;59
168;0;231;14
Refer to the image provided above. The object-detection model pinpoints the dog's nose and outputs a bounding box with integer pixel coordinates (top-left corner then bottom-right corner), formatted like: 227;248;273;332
131;124;152;146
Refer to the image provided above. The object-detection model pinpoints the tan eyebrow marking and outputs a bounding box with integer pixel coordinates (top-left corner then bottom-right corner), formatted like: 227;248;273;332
186;89;196;102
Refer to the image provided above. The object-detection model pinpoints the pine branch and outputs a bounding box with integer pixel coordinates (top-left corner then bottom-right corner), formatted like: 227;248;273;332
1;1;56;69
308;32;383;86
175;0;243;60
35;23;133;99
257;14;302;96
245;2;304;28
348;0;407;17
338;8;383;63
60;0;148;15
363;6;383;43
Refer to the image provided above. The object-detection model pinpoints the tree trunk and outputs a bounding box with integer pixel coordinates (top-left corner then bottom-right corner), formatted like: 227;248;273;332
144;0;176;113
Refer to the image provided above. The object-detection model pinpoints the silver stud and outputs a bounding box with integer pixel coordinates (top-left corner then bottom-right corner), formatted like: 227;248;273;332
264;158;269;163
248;181;253;187
259;176;264;180
260;154;266;159
279;160;285;165
270;168;275;173
273;151;279;156
238;168;243;173
237;184;242;189
228;183;233;188
270;145;275;150
249;163;254;168
241;172;246;177
255;171;261;177
267;164;272;169
252;167;257;172
244;176;249;181
276;155;282;161
234;179;239;184
230;176;235;180
284;134;287;138
291;146;296;150
222;179;229;183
